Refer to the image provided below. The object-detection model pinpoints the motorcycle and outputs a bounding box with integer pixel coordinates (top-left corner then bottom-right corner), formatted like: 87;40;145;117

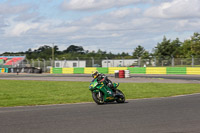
89;78;125;105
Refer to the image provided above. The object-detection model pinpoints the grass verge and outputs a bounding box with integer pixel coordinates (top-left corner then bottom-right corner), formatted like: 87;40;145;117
0;80;200;107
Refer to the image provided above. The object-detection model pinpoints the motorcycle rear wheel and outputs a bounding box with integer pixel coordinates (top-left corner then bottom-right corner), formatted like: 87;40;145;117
115;89;125;103
92;92;104;105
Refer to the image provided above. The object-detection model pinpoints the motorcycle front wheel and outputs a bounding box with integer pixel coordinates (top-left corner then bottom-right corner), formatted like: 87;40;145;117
92;92;104;105
115;89;125;103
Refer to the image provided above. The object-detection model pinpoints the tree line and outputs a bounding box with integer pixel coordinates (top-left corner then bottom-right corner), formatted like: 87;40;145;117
2;32;200;60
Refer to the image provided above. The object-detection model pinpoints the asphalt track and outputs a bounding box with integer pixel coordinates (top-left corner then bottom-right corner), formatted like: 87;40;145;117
0;94;200;133
1;73;200;83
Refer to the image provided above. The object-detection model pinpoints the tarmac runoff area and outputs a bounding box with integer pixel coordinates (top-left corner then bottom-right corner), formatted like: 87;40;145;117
0;73;200;84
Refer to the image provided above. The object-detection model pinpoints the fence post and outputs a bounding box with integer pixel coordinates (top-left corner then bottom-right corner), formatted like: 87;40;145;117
43;59;46;72
91;57;94;67
31;59;34;67
37;59;40;68
63;57;66;67
192;55;194;67
105;57;108;67
171;56;174;67
76;57;80;67
122;57;124;67
49;58;52;67
138;57;141;67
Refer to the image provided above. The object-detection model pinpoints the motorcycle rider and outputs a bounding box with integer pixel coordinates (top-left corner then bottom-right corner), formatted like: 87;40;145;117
92;71;116;93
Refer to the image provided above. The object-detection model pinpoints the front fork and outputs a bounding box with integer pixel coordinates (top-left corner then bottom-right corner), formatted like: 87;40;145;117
98;92;101;98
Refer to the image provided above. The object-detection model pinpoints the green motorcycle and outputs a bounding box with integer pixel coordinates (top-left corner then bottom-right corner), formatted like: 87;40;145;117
89;78;125;105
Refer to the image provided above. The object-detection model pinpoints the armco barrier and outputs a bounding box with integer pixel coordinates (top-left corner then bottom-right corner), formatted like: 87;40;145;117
49;67;200;75
74;68;84;74
52;68;62;74
1;68;5;73
63;68;74;74
84;67;97;74
167;67;186;74
186;67;200;75
4;68;8;73
97;67;108;74
146;67;166;74
128;67;146;74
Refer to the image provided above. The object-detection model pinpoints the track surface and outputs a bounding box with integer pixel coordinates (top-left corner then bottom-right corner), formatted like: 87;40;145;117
1;94;200;133
1;73;200;83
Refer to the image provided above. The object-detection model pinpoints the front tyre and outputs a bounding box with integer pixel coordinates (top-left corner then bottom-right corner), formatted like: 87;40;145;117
116;89;125;103
92;92;104;105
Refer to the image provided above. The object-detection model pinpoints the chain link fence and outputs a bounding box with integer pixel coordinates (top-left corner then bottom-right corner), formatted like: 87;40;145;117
2;57;200;73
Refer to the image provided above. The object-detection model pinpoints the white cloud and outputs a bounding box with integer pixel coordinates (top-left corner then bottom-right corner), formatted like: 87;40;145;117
91;22;118;31
5;22;38;36
109;8;141;18
0;2;32;15
4;17;79;37
61;0;149;11
144;0;200;19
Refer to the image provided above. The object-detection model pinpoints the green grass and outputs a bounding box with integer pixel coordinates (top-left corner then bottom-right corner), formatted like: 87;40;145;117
0;80;200;107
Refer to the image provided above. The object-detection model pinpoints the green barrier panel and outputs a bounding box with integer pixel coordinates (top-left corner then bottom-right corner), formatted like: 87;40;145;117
74;68;84;74
167;67;186;74
128;67;146;74
0;59;4;64
0;68;1;73
97;67;108;74
53;68;62;74
4;68;8;73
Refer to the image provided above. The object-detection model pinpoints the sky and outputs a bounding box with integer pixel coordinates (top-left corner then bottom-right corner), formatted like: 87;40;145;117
0;0;200;54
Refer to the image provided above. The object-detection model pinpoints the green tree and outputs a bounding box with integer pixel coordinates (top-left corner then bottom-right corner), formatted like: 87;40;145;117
170;38;182;57
154;36;171;58
181;39;192;58
63;45;84;54
132;45;146;59
191;32;200;56
154;36;182;58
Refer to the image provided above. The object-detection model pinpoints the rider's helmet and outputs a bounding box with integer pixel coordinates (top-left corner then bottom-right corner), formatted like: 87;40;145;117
92;71;99;79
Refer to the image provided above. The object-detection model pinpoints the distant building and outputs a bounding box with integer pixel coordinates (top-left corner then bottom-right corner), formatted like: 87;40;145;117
102;59;138;67
55;60;86;68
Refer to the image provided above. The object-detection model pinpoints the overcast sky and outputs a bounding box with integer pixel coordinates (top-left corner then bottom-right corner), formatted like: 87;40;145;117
0;0;200;54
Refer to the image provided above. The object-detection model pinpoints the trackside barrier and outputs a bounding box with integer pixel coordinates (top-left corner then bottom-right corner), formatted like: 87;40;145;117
97;67;108;74
167;67;186;74
1;68;5;73
50;67;200;75
108;67;127;74
84;67;97;74
128;67;146;74
5;68;8;73
63;68;74;74
186;67;200;75
52;68;62;74
146;67;166;74
0;68;8;73
74;68;84;74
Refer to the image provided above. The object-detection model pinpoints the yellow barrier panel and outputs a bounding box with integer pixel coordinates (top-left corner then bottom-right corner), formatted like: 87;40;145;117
108;67;127;74
1;68;5;73
186;67;200;75
50;68;53;74
63;68;74;74
84;67;97;74
146;67;166;74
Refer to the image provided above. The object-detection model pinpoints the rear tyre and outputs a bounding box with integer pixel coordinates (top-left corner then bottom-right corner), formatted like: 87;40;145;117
92;92;104;105
116;89;125;103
